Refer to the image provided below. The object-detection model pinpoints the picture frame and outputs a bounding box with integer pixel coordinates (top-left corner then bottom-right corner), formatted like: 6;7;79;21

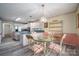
44;22;48;28
77;14;79;28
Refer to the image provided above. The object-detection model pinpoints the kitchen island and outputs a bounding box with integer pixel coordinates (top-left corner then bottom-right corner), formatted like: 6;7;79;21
20;32;31;46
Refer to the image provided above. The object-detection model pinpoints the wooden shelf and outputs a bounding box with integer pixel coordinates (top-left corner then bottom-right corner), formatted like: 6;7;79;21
49;20;62;24
48;30;62;32
48;20;63;33
49;26;62;28
49;22;62;24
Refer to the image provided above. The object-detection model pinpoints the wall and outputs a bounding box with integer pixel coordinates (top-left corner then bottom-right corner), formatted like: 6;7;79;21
76;7;79;34
76;7;79;13
49;12;77;33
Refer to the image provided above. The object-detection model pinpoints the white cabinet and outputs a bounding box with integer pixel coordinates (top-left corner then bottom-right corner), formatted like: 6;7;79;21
13;32;20;41
20;34;29;46
0;33;1;43
0;20;2;43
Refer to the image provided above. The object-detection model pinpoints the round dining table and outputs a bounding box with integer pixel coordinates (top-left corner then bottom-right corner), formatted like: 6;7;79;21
33;37;52;55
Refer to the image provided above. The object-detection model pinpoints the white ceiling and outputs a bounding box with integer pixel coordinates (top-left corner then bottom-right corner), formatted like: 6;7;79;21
0;3;78;23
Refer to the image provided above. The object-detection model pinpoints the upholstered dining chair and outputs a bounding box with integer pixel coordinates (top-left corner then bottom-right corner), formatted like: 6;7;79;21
31;44;44;55
48;34;67;56
61;33;79;55
26;35;35;45
26;35;44;55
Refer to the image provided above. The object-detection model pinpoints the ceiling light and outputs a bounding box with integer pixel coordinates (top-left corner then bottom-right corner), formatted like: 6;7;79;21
40;4;47;23
40;16;47;23
16;18;21;21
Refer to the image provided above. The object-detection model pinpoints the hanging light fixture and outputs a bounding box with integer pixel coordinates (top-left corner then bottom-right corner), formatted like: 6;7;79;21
40;4;47;23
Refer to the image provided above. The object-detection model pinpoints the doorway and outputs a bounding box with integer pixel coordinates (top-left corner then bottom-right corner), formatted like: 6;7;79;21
1;22;15;43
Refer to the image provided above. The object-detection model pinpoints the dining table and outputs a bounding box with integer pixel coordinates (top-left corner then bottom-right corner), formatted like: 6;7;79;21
33;37;53;55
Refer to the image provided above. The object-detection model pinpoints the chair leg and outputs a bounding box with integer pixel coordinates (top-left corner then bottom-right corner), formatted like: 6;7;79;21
59;45;66;56
33;53;36;56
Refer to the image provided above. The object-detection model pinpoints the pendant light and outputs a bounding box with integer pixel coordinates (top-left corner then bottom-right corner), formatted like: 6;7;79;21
40;4;47;23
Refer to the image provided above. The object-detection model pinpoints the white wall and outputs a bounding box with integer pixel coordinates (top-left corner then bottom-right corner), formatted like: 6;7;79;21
76;7;79;34
49;12;77;33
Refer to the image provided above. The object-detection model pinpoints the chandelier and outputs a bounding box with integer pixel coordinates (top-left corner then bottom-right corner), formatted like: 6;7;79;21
40;4;47;23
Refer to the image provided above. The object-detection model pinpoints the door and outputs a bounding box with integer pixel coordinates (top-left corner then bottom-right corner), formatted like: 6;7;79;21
0;20;2;43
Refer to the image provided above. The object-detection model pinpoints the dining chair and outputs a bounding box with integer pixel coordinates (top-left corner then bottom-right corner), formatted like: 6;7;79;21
26;35;35;45
61;33;79;55
26;35;44;55
31;44;44;55
48;34;67;56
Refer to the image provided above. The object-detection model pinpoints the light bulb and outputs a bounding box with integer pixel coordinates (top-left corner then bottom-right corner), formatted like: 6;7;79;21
40;16;47;23
16;18;21;21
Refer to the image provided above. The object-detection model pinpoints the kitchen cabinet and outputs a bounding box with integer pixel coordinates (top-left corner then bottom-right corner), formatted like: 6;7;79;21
0;20;2;43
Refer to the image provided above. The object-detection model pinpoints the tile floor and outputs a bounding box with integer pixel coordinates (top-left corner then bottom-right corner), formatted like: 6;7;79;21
0;37;79;56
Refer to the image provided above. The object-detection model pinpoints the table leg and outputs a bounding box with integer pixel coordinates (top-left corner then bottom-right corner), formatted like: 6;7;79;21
43;42;51;56
44;42;47;55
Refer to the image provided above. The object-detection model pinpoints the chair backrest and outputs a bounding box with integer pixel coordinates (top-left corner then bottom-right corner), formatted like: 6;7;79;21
26;35;34;44
59;34;67;55
26;35;33;39
60;34;67;46
62;33;79;47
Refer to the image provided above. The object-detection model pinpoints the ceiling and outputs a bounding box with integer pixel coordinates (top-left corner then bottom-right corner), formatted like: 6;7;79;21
0;3;78;23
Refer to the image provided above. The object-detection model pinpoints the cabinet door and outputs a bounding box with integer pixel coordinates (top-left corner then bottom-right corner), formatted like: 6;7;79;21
0;20;2;43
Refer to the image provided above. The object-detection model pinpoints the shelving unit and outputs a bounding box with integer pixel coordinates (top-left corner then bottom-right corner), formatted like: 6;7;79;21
48;20;63;33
